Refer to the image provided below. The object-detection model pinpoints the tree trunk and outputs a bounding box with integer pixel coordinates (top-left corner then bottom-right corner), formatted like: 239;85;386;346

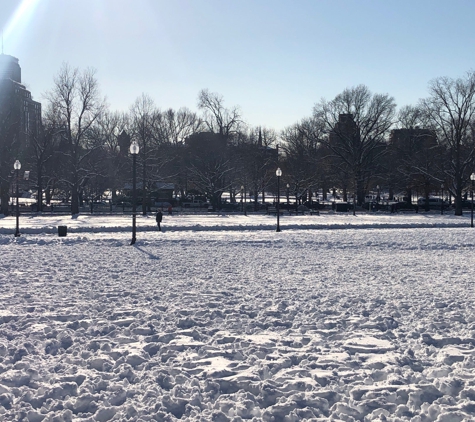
356;179;365;206
0;182;10;215
454;181;463;216
424;185;430;212
71;184;80;215
142;157;147;215
37;167;43;212
45;187;51;205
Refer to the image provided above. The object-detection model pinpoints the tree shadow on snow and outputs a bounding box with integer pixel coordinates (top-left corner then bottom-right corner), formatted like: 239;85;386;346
133;245;160;260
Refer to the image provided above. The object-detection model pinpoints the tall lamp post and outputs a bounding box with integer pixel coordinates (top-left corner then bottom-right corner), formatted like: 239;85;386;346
130;141;140;245
441;184;444;215
14;160;21;237
471;173;475;228
240;185;244;214
241;185;247;216
286;184;290;212
276;168;282;232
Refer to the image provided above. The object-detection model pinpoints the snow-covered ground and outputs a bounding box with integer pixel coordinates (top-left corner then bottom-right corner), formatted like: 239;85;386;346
1;212;475;421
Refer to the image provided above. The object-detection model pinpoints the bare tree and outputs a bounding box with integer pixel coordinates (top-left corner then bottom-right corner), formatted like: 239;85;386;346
159;107;202;145
27;112;58;212
153;108;203;201
88;111;129;203
44;63;106;215
186;132;233;209
297;117;334;201
397;105;425;129
233;127;278;210
281;121;327;205
129;94;160;214
312;85;396;204
387;106;442;206
420;72;475;215
96;111;129;153
198;89;242;137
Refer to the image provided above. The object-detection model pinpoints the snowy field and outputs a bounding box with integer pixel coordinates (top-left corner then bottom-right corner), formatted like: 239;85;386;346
1;212;475;421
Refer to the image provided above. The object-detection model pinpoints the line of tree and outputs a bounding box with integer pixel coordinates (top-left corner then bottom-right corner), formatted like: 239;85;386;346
3;64;475;216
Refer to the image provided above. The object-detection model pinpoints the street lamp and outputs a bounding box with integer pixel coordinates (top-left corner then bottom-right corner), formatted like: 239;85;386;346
241;185;247;216
130;141;140;245
241;185;246;215
441;184;444;215
286;184;290;212
471;173;475;228
240;185;244;213
14;160;21;237
276;168;282;232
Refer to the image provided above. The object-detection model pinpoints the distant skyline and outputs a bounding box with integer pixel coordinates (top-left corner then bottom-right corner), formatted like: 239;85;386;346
1;0;475;132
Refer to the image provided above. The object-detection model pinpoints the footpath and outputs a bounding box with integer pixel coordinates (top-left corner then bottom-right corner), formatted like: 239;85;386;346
0;212;472;235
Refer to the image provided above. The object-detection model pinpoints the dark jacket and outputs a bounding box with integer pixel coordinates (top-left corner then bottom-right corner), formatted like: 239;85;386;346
156;211;163;223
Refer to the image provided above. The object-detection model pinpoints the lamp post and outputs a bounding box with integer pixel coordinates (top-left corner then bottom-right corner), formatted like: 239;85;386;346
441;184;444;215
286;184;290;212
376;185;381;211
130;141;140;245
471;173;475;228
276;168;282;232
14;160;21;237
240;185;244;213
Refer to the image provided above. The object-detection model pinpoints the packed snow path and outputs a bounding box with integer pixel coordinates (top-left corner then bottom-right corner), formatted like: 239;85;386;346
1;225;475;420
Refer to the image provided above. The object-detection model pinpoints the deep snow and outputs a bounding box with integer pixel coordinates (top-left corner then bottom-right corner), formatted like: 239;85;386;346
1;212;475;421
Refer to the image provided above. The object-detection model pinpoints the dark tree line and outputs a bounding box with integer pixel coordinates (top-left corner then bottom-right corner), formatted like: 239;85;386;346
280;73;475;216
3;64;475;216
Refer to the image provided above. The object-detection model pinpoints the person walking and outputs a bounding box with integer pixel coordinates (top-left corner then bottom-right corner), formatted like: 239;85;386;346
156;210;163;231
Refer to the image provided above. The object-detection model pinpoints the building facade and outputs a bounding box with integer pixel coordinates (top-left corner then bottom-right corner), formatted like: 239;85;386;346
0;54;42;152
0;54;42;214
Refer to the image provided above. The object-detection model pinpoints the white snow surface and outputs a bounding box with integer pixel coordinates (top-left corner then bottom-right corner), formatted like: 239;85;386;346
1;212;475;421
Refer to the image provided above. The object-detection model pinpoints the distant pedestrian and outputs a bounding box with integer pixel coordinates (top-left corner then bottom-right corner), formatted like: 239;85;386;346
167;205;172;216
156;210;163;231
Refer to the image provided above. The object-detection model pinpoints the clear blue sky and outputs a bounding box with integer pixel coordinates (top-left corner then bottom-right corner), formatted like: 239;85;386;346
2;0;475;131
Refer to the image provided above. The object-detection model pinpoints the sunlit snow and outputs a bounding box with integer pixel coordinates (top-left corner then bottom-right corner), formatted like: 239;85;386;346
1;212;475;421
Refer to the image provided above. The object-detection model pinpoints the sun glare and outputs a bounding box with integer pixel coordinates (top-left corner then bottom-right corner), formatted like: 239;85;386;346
3;0;41;53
